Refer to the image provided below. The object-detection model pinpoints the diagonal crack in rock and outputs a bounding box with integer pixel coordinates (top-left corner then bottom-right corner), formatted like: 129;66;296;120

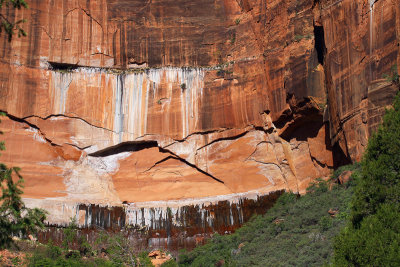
88;140;225;184
2;111;61;147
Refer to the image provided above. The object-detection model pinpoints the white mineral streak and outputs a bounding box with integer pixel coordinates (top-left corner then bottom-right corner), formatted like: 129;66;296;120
24;187;278;228
51;71;73;114
25;153;130;224
113;67;205;141
43;67;285;229
128;189;264;208
125;73;144;138
369;0;375;80
50;67;205;148
85;152;131;176
255;164;278;185
23;199;80;227
146;68;205;138
114;75;124;143
123;188;274;229
25;127;46;143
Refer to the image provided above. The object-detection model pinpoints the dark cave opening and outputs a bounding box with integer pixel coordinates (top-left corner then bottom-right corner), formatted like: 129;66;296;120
48;61;79;71
314;25;326;65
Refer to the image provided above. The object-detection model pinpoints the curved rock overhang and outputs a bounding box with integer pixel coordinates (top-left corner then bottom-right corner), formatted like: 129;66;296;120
0;0;398;232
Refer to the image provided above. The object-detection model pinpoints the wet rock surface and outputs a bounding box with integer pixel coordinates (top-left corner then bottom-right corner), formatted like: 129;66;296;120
37;191;283;253
0;0;398;242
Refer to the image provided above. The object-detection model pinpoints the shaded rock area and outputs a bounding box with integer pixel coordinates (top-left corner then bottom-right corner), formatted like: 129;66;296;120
0;0;398;247
37;191;283;253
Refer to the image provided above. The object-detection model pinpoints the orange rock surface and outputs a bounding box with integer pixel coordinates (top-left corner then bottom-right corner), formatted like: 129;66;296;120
0;0;398;224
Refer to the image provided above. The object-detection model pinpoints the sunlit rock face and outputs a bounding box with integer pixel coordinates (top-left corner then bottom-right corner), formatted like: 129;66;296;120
0;0;398;234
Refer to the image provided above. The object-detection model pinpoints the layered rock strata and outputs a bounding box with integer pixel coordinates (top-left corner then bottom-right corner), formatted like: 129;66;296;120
37;191;283;253
0;0;398;231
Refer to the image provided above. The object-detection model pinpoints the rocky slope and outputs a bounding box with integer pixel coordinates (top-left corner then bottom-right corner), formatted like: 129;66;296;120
0;0;398;241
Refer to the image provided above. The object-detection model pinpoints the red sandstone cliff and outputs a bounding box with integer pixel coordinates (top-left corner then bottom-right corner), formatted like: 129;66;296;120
0;0;398;224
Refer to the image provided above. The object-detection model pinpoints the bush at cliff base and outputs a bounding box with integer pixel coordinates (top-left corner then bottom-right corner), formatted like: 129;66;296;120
333;92;400;266
178;174;356;267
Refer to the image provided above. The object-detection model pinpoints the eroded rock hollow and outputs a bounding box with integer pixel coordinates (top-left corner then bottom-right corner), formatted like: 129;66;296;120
0;0;399;250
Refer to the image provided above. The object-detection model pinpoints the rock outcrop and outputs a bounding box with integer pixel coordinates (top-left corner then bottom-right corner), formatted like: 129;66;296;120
0;0;398;230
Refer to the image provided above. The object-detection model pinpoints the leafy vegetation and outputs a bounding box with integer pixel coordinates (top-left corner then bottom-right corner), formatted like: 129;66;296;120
161;259;178;267
179;169;359;266
157;97;168;105
0;4;47;253
26;228;156;267
178;91;400;267
28;240;114;267
383;64;399;83
30;217;162;266
294;34;313;42
333;92;400;266
0;112;47;249
61;218;93;257
95;231;137;266
0;0;28;41
230;33;236;45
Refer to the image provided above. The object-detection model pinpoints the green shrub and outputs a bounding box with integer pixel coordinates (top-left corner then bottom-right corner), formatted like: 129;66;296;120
383;64;399;83
46;240;62;259
95;231;137;266
62;217;78;249
334;204;400;266
27;241;117;267
230;34;236;45
161;259;178;267
178;178;355;266
0;112;47;249
294;34;312;42
0;0;28;42
137;251;153;267
319;216;333;232
331;163;361;182
351;93;400;226
333;92;400;266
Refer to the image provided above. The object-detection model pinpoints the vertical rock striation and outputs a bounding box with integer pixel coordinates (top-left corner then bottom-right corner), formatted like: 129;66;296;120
0;0;398;241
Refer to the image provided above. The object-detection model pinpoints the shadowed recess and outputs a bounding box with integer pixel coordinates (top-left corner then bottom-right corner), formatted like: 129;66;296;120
89;141;159;157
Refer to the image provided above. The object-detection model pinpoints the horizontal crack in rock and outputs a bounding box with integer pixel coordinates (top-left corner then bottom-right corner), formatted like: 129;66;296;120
23;114;117;134
88;140;225;185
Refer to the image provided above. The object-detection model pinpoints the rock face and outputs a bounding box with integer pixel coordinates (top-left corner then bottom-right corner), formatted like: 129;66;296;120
318;0;400;162
0;0;398;230
37;191;283;253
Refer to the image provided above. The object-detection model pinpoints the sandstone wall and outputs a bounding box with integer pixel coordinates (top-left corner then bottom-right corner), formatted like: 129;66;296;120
0;0;398;225
318;0;400;161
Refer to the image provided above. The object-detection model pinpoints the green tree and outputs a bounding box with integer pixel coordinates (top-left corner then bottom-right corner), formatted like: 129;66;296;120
96;231;137;266
0;112;47;248
0;3;45;249
350;92;400;227
333;92;400;265
0;0;28;41
334;203;400;266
